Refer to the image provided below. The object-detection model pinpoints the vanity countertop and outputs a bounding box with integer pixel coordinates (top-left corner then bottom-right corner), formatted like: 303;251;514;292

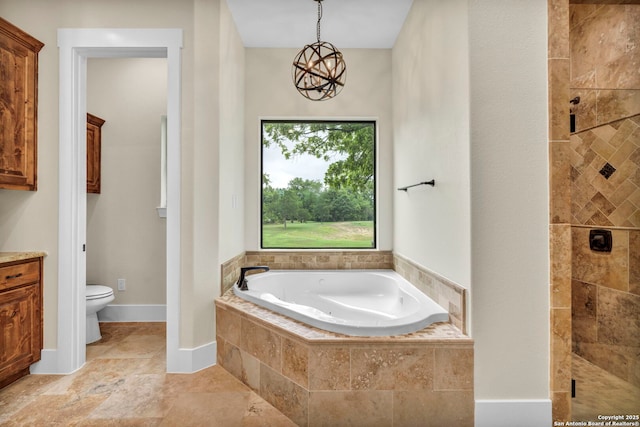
0;252;47;264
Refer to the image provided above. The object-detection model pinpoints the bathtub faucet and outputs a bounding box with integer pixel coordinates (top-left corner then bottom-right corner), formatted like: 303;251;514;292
236;266;270;291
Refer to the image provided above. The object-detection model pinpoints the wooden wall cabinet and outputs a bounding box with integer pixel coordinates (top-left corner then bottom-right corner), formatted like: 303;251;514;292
87;113;105;194
0;257;43;389
0;18;44;191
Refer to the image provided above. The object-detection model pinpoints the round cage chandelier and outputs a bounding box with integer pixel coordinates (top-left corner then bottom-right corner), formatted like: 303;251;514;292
292;0;346;101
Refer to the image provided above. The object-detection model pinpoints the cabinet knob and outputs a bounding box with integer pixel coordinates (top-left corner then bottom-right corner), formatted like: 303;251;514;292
11;310;17;318
6;273;23;280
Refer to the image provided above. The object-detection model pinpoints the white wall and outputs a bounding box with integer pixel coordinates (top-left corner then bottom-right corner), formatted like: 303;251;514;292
393;0;550;414
392;0;471;288
86;58;167;305
244;48;394;250
468;0;549;401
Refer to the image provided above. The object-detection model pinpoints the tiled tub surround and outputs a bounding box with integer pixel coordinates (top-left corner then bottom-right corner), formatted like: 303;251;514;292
572;226;640;389
221;251;466;332
216;293;473;427
220;251;394;295
393;254;466;334
218;252;471;425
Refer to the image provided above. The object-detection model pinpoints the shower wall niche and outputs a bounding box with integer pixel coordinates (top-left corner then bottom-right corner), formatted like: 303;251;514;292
569;3;640;390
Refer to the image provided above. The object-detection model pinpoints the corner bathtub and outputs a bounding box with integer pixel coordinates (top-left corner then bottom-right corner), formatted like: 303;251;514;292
232;269;448;336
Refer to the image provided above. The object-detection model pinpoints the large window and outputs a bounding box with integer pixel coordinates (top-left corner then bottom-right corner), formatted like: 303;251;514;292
261;120;376;249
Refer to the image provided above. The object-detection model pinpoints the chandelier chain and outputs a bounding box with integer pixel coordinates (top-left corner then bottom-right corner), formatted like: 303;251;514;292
316;0;322;42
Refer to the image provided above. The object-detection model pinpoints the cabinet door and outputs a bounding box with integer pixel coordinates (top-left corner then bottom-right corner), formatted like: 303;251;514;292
87;113;105;194
0;284;41;378
0;18;44;191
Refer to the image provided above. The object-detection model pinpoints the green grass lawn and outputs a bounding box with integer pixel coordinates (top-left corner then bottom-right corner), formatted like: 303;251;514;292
262;221;374;248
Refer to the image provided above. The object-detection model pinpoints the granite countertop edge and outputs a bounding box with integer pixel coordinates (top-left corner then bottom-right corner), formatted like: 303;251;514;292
0;251;48;264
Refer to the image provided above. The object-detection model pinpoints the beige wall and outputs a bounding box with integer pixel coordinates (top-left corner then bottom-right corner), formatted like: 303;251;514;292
0;0;244;350
86;58;167;305
243;48;394;250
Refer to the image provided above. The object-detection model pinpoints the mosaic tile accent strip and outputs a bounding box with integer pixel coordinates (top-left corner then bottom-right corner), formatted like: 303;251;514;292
570;115;640;227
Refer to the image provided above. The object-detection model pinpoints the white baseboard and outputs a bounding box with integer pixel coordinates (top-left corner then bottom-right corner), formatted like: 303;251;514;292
30;349;61;375
28;342;216;375
98;304;167;322
475;399;552;427
169;341;217;374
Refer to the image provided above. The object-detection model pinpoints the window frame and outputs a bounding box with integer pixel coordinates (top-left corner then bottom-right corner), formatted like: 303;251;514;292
260;119;378;250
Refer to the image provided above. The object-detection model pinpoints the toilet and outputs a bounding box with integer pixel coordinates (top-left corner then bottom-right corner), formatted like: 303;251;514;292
86;284;115;344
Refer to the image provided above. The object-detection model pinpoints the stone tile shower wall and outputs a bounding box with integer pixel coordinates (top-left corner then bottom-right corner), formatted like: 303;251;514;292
568;3;640;392
570;5;640;133
571;228;640;388
570;115;640;226
548;0;572;420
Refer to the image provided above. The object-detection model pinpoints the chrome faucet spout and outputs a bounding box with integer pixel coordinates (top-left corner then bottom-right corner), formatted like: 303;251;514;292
236;266;270;291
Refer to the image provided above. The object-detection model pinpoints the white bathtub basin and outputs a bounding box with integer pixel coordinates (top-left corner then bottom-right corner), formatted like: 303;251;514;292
233;269;448;336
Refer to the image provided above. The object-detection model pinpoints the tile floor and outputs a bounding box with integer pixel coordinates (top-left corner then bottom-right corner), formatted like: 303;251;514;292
0;322;295;426
572;353;640;421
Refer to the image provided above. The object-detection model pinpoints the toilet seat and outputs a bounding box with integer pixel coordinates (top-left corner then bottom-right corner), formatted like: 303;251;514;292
87;284;114;300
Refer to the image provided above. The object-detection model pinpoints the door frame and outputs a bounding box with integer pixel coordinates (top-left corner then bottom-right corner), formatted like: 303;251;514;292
56;28;184;373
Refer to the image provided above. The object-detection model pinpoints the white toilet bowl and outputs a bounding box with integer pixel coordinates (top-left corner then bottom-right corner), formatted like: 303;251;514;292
86;284;115;344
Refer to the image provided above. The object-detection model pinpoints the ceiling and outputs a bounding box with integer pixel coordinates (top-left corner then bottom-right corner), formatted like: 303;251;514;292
225;0;415;49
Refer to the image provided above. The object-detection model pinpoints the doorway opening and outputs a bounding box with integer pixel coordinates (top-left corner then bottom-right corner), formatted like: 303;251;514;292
86;57;167;343
56;28;183;374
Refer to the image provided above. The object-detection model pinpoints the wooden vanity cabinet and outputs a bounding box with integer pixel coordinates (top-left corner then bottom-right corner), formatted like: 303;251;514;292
87;113;105;193
0;18;44;191
0;257;43;389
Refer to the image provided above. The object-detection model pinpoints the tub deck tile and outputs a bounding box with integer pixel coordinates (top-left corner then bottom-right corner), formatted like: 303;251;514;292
215;290;474;427
216;292;471;344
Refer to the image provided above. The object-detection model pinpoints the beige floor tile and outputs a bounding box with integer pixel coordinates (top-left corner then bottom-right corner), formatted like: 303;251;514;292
572;353;640;420
0;323;293;426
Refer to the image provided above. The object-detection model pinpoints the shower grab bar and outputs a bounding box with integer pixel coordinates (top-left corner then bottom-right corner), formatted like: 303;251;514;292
397;180;435;192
